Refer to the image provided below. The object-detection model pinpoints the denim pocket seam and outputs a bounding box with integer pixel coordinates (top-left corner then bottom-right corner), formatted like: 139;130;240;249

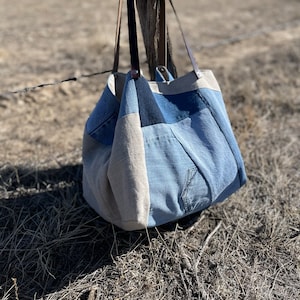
88;112;118;137
181;165;213;213
169;127;213;204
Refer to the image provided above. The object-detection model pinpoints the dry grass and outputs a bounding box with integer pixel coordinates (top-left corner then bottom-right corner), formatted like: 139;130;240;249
1;1;300;298
1;38;299;299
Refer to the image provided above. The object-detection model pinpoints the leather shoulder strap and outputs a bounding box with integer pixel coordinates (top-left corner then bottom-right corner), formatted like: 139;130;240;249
113;0;123;73
113;0;202;79
158;0;167;67
169;0;202;78
127;0;140;78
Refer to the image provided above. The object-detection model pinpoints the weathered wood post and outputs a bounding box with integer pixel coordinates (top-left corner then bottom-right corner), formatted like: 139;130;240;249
136;0;177;80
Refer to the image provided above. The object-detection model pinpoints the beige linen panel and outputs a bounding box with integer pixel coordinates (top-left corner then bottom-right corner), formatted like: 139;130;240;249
82;113;150;231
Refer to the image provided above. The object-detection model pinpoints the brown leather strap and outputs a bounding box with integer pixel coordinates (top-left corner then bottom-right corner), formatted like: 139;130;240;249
112;0;123;73
158;0;167;67
113;0;140;78
127;0;140;78
113;0;168;76
168;0;202;78
112;0;202;79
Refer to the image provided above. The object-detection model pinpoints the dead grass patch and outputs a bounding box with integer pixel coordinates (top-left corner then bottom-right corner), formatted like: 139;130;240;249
1;31;299;300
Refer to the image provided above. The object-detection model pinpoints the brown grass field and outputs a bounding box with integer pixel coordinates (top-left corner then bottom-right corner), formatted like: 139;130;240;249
0;0;299;299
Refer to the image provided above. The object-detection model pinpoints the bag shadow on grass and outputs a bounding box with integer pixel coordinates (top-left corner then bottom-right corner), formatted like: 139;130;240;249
0;164;201;299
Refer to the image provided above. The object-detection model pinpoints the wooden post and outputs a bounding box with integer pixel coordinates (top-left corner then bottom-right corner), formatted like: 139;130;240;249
136;0;177;80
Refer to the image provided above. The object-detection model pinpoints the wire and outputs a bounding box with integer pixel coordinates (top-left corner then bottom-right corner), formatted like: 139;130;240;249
0;18;299;98
0;69;112;98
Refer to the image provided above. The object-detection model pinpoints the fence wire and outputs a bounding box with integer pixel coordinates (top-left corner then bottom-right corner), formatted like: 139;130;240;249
0;18;299;98
0;70;112;99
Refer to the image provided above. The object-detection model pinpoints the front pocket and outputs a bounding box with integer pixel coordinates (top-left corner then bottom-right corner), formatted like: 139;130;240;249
87;111;118;145
85;86;120;145
143;124;212;227
170;109;239;203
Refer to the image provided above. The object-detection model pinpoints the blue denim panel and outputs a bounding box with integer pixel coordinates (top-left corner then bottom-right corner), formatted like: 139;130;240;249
153;91;206;124
170;109;238;202
143;124;211;227
135;77;166;126
198;88;247;186
118;73;140;118
129;75;208;127
214;172;241;204
86;85;119;145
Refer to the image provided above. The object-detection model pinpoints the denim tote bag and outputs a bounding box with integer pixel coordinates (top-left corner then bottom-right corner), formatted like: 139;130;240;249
82;0;246;231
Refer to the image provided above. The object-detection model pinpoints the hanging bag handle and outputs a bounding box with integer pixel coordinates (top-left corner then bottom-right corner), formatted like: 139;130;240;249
112;0;123;73
113;0;202;79
112;0;140;78
168;0;202;78
127;0;141;78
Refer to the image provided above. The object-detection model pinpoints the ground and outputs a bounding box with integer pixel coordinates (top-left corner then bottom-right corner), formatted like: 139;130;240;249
0;0;299;299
